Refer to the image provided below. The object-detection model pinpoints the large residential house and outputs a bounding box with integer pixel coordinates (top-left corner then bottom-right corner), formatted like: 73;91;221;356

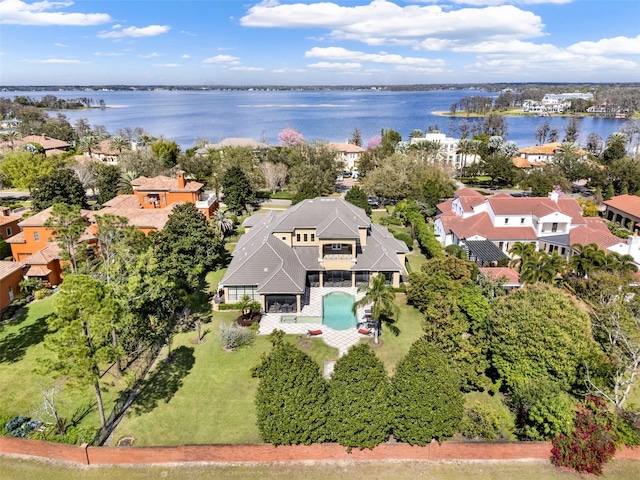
435;188;625;264
0;261;24;311
219;197;408;314
522;93;593;114
328;142;365;170
0;207;22;241
194;137;268;156
19;135;71;157
517;142;588;164
7;171;218;286
409;132;479;167
603;194;640;233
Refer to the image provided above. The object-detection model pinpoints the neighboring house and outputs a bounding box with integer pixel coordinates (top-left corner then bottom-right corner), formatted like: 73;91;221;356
0;261;24;311
7;171;218;286
85;139;122;165
0;207;21;241
603;194;640;233
435;189;622;263
6;207;92;285
517;142;588;164
18;135;72;157
130;171;217;219
219;197;408;313
409;132;480;167
328;142;365;170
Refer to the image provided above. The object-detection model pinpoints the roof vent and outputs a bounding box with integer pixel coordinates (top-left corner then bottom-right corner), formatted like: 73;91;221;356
264;267;269;272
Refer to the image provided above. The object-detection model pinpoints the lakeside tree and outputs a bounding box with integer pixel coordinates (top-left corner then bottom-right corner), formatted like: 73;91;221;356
221;166;254;214
151;139;180;169
41;274;121;428
278;127;304;147
391;341;464;445
328;343;392;450
0;150;58;191
31;167;88;212
252;331;328;445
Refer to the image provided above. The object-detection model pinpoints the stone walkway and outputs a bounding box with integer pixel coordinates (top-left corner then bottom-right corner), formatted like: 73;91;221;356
258;286;371;358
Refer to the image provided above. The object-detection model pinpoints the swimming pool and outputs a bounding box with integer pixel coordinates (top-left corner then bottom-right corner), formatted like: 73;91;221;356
322;292;357;330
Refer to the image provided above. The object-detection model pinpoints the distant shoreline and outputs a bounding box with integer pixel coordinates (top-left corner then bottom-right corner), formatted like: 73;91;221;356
431;110;633;119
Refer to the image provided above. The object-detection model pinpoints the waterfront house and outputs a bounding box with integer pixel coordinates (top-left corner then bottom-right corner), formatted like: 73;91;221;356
328;142;365;170
517;142;588;164
219;197;408;313
435;189;623;264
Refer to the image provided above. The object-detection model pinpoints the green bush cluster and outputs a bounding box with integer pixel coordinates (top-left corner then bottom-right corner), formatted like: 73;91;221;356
395;200;443;259
392;231;413;251
253;337;462;450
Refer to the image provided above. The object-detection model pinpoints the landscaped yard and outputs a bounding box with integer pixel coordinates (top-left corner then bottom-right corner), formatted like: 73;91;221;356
110;308;339;446
0;295;128;434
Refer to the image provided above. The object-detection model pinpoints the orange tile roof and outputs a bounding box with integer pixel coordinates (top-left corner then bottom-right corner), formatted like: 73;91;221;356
604;194;640;219
22;243;61;265
478;267;520;285
329;142;365;153
5;231;25;244
20;135;71;150
90;200;180;231
519;141;588;157
23;265;52;277
131;175;203;193
512;157;532;168
0;215;20;226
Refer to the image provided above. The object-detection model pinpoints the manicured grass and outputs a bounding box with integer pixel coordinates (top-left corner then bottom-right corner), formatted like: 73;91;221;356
111;310;339;446
0;295;127;433
2;457;640;480
372;294;424;374
205;268;227;295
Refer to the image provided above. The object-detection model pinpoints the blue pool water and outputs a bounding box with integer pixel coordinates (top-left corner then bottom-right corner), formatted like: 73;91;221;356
322;292;357;330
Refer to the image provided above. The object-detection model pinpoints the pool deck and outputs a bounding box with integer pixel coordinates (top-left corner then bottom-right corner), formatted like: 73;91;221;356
258;286;370;357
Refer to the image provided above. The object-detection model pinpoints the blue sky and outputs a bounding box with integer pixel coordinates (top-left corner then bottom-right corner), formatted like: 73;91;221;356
1;0;639;86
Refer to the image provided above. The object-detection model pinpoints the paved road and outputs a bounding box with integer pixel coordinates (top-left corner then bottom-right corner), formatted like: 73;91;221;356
0;190;30;199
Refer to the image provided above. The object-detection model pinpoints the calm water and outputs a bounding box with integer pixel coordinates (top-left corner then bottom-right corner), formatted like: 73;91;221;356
5;89;627;149
322;292;356;331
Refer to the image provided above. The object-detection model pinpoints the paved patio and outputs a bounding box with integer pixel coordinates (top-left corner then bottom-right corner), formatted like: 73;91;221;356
258;286;371;357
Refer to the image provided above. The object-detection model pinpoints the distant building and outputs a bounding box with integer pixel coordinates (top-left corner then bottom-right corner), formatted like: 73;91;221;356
328;142;365;169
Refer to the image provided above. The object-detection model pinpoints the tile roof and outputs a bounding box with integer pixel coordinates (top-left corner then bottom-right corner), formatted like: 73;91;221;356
18;207;93;227
131;175;203;193
450;212;538;241
478;267;521;285
22;243;61;265
23;266;52;277
604;194;640;219
518;141;588;157
0;260;22;280
90;201;178;231
20;135;71;150
329;142;365;154
569;217;622;251
5;231;25;244
487;196;584;223
0;215;20;227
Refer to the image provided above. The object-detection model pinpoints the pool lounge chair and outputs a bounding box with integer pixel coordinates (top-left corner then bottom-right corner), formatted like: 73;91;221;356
307;329;323;337
358;328;372;336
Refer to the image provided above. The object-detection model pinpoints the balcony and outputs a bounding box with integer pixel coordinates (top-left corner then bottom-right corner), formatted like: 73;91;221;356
196;193;217;209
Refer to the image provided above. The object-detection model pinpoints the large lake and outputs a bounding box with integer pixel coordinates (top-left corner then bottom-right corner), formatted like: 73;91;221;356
6;89;628;150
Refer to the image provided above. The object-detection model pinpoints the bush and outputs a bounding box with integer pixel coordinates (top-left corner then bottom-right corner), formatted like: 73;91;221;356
34;287;53;300
461;402;502;441
551;397;617;476
217;322;254;351
392;231;413;250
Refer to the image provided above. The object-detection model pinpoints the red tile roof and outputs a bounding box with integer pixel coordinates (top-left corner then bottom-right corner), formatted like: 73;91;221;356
569;217;622;251
604;194;640;219
478;267;520;285
131;175;203;193
487;196;584;223
450;212;538;241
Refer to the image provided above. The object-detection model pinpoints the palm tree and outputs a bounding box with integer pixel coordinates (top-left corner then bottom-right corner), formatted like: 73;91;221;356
110;135;130;154
570;243;606;278
456;138;480;175
605;252;638;274
118;171;138;194
78;133;99;157
508;242;536;272
352;274;399;344
211;208;234;239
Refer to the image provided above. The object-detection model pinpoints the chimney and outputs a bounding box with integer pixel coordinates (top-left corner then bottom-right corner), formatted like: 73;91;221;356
548;191;559;203
177;170;186;189
627;231;640;251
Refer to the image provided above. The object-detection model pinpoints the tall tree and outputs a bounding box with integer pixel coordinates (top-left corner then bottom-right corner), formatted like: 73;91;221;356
152;203;224;293
221;166;254;214
328;343;392;449
252;331;328;445
95;163;122;205
31;167;88;212
151;139;180;168
41;274;120;427
391;341;464;445
352;274;399;344
344;185;371;215
44;203;87;274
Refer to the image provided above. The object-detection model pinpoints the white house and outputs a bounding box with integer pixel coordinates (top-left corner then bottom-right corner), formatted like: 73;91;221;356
328;142;365;170
409;132;479;167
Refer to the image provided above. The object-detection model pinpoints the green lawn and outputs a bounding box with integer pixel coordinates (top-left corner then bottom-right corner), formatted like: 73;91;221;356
110;309;339;446
2;456;640;480
0;295;127;434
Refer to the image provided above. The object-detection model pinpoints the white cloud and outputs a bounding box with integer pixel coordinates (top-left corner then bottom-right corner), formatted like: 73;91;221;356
182;54;190;59
21;57;85;64
94;51;126;57
202;54;240;64
308;62;362;70
305;46;444;67
153;63;180;67
139;52;159;59
54;42;67;47
98;24;170;39
0;0;111;26
567;35;640;56
229;66;264;71
416;0;570;5
241;1;545;47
